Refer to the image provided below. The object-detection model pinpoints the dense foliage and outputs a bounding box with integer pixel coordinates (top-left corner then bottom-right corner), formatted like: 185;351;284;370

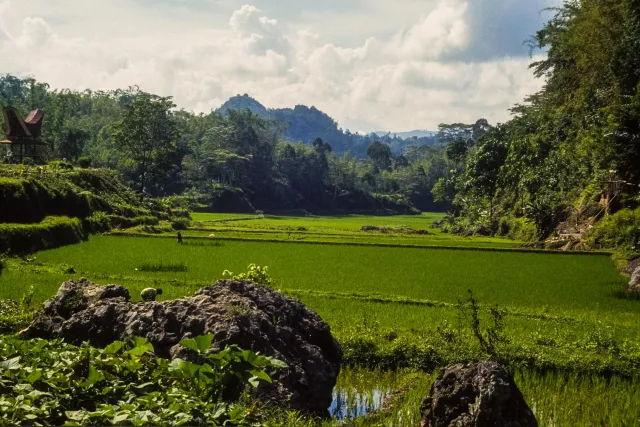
0;77;450;213
4;0;640;238
217;94;438;157
439;0;640;245
0;163;192;254
0;334;285;426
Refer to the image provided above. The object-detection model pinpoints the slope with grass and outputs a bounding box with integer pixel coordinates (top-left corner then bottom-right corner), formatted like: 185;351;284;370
0;164;185;254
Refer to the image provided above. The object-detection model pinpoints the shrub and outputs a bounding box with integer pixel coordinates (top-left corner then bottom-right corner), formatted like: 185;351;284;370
170;208;191;219
171;218;191;230
0;334;286;425
48;160;74;170
0;216;87;255
0;286;35;334
82;211;112;233
223;264;273;287
109;215;159;229
586;207;640;254
77;156;92;168
497;216;537;241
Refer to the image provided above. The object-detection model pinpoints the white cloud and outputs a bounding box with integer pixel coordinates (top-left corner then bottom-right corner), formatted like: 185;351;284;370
392;0;469;60
0;0;553;131
16;17;53;48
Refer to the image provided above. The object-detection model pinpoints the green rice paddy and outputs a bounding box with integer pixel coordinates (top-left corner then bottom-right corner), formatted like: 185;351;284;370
159;212;523;249
0;212;638;426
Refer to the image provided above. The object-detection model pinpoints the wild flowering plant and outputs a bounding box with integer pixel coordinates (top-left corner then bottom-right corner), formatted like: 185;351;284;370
222;264;273;287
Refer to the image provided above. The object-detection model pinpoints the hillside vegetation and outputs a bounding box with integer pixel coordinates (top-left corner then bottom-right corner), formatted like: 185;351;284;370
0;77;451;215
0;164;182;254
217;94;438;156
437;0;640;255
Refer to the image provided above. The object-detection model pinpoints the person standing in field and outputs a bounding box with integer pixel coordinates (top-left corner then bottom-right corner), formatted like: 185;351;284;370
177;231;183;244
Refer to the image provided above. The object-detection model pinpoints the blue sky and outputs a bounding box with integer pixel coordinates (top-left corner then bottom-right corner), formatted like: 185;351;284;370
0;0;560;132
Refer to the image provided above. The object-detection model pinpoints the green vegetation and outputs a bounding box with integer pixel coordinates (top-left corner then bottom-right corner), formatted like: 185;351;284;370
1;75;447;215
438;0;640;249
0;216;86;255
0;334;285;426
0;166;154;224
1;234;637;380
2;235;623;310
147;212;526;250
515;370;640;427
0;164;189;254
2;0;640;424
0;227;637;424
137;262;188;273
585;207;640;257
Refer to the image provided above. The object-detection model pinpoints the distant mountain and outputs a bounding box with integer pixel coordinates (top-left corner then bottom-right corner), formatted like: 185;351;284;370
373;130;437;139
216;95;438;157
218;94;268;117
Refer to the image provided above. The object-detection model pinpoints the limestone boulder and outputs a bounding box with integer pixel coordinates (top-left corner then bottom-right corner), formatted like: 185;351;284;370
420;361;537;427
25;278;341;415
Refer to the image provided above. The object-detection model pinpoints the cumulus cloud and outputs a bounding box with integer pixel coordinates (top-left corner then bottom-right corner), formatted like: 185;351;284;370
392;0;470;60
20;17;52;45
0;0;555;131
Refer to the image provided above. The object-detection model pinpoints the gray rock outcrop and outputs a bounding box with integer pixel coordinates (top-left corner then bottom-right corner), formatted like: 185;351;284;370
24;278;341;415
629;265;640;291
623;257;640;275
420;361;538;427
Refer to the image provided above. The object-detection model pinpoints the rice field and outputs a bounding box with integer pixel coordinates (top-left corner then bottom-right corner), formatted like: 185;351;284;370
165;212;524;249
324;368;640;427
2;235;628;313
1;213;638;426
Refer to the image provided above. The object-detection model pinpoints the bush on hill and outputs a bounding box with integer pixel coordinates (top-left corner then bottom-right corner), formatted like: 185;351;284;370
0;216;87;255
585;207;640;256
0;165;184;253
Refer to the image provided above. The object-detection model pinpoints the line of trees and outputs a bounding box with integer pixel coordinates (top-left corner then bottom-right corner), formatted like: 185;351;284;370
435;0;640;239
0;76;455;213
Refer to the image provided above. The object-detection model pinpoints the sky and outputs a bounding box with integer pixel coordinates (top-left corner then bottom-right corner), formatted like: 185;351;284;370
0;0;561;133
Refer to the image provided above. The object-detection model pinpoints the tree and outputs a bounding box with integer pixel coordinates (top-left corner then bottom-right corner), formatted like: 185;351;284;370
463;127;509;221
112;92;178;194
57;127;89;161
367;141;392;171
394;155;409;169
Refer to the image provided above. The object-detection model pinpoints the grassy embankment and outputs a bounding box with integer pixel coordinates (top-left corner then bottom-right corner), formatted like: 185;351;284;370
0;164;188;255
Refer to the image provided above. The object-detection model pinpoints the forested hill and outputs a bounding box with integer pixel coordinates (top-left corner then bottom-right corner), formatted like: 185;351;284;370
217;94;438;157
0;75;454;213
436;0;640;254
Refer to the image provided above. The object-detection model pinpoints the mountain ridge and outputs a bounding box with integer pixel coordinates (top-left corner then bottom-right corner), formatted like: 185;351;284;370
216;94;438;157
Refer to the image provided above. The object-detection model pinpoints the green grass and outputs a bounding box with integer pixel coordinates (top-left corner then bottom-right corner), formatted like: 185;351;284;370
7;235;628;313
515;370;640;427
180;212;524;249
1;212;638;425
2;235;634;360
309;368;640;427
190;212;260;222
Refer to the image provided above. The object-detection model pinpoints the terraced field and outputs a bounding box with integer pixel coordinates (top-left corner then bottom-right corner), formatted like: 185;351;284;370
149;212;523;249
1;213;638;425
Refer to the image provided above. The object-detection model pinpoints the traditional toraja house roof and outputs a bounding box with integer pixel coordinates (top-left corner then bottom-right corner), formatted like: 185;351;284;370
1;107;47;163
1;107;46;145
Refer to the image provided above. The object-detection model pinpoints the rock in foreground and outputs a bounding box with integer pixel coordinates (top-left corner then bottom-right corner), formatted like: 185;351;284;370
420;361;537;427
25;278;341;415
